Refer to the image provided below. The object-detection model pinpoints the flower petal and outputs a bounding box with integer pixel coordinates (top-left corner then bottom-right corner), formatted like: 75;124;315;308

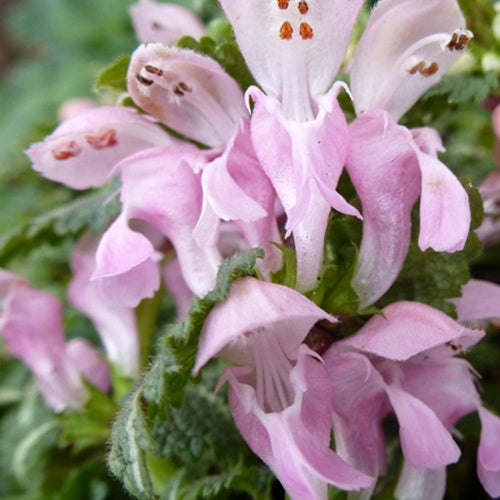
477;407;500;497
394;461;446;500
201;119;282;276
93;213;156;279
346;110;421;307
0;275;87;411
26;106;175;189
66;338;111;392
128;44;246;148
110;146;221;297
451;279;500;324
400;358;479;428
343;301;477;361
351;0;471;120
385;384;461;468
194;277;336;371
226;348;373;498
130;0;204;44
248;86;359;290
69;233;141;377
325;350;388;477
201;120;269;222
415;141;470;252
220;0;363;110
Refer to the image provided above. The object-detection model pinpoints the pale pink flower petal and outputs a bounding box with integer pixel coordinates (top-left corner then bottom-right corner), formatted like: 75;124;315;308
128;44;247;148
66;338;111;392
0;272;87;411
346;110;421;307
130;0;204;45
346;112;470;307
195;278;372;496
326;351;389;477
248;85;359;290
201;123;268;223
351;0;472;120
96;146;221;298
343;301;481;361
450;279;500;324
415;137;470;252
201;119;282;276
394;462;446;500
226;344;373;499
92;214;161;307
400;358;479;428
219;0;364;110
194;277;336;371
477;407;500;497
385;384;461;468
69;233;140;378
26;106;176;189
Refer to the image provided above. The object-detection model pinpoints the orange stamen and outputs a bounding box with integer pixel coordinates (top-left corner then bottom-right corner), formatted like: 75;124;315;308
299;22;313;40
280;21;293;40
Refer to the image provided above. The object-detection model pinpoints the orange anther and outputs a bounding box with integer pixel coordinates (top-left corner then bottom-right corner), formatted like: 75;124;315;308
408;60;439;77
421;61;439;76
277;0;289;9
298;1;309;14
280;21;293;40
299;22;313;39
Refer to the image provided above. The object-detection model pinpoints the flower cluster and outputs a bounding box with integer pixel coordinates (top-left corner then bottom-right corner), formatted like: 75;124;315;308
2;0;499;499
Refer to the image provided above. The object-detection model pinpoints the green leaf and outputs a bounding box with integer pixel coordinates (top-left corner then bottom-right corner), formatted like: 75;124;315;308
162;463;273;500
0;382;59;494
176;35;256;91
108;390;156;500
0;358;32;407
316;212;364;316
0;187;120;266
379;192;483;316
270;243;297;289
53;460;109;500
150;384;243;471
95;55;131;94
58;382;118;452
423;72;499;105
464;178;485;231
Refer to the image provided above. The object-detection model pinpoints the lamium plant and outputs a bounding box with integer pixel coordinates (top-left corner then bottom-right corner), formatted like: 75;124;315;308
0;0;499;499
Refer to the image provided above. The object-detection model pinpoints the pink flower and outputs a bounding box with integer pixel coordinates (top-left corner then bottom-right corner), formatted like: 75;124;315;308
345;0;472;307
92;144;221;301
197;119;283;277
325;301;500;498
25;106;178;189
451;278;500;327
194;278;373;499
494;104;500;167
0;270;110;412
69;233;140;378
219;0;364;291
110;45;282;290
129;0;204;45
476;175;500;246
128;43;248;149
